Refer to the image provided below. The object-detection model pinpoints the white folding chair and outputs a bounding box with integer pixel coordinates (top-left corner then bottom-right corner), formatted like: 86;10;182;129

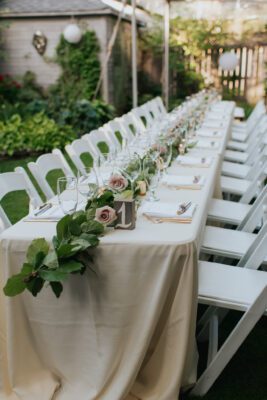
119;113;139;138
0;170;42;230
220;158;267;201
193;218;267;395
28;151;74;199
82;129;116;156
201;206;267;262
130;105;154;130
208;184;267;227
155;96;167;115
191;263;267;396
103;119;133;147
65;138;99;175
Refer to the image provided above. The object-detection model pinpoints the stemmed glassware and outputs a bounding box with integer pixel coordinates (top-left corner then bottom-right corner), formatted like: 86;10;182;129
143;155;161;202
77;167;99;201
122;153;141;195
57;176;78;215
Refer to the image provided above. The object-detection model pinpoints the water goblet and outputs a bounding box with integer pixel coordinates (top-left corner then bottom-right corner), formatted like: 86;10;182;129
57;176;78;215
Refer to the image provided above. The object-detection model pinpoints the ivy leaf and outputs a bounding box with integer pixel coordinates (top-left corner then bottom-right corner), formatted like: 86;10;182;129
86;207;96;220
26;238;49;267
50;282;63;298
56;243;82;259
114;190;133;200
39;269;68;282
56;214;71;241
81;220;104;235
3;274;27;296
57;260;84;273
26;277;44;297
43;251;59;269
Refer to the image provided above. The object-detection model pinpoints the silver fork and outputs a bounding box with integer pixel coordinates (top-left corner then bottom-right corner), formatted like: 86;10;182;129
177;201;192;215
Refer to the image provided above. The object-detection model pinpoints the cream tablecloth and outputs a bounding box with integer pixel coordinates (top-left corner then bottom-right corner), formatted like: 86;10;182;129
0;101;234;400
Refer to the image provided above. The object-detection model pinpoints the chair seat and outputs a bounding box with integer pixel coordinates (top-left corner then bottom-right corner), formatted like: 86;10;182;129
221;161;250;179
220;176;250;195
227;140;248;152
224;149;248;163
198;261;267;311
201;225;256;259
231;131;248;142
208;199;251;225
234;107;245;120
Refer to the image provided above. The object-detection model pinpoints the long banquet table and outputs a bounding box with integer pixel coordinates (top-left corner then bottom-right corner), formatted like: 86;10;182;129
0;101;235;400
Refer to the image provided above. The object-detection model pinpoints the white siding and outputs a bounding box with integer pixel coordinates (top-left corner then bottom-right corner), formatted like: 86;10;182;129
0;16;109;100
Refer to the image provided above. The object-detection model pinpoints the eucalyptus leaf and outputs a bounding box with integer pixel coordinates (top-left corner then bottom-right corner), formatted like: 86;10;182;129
56;214;71;241
57;260;83;273
39;269;68;282
72;211;87;225
69;219;82;236
26;277;44;297
26;238;49;266
3;274;27;296
21;263;33;275
81;220;104;235
43;251;59;269
57;243;82;259
50;282;63;298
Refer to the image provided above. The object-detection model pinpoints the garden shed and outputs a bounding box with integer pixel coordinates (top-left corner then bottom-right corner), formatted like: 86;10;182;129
0;0;149;109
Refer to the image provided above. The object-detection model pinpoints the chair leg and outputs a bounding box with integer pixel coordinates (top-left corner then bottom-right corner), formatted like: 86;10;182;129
207;314;219;365
190;287;267;397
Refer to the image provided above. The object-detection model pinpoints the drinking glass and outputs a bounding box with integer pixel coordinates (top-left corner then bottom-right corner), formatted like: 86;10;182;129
57;177;78;215
143;155;160;202
77;167;99;200
95;153;115;188
122;154;141;194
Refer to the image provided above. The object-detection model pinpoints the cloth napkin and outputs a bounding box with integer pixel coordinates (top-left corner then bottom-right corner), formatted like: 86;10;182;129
202;120;227;129
162;174;205;189
196;128;223;138
194;140;219;150
25;202;85;222
142;201;196;221
25;205;65;221
176;155;213;168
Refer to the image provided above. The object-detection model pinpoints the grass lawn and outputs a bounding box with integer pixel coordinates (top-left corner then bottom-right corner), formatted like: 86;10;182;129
0;156;266;399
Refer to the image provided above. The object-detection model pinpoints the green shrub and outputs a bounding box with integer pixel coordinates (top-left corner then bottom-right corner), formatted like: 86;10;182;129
0;112;76;156
55;31;101;102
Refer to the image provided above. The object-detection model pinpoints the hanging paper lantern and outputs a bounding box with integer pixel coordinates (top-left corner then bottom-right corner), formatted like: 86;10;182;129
219;52;238;71
63;24;82;44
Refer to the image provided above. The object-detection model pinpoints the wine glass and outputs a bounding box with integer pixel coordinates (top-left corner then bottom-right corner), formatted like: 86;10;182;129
143;155;160;202
57;177;78;215
160;141;173;177
77;167;99;200
96;153;115;188
122;153;141;194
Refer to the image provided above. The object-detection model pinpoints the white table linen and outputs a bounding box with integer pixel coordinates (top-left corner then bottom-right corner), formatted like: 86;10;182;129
0;101;235;400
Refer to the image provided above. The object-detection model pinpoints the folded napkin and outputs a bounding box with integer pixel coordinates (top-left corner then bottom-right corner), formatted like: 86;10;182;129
25;203;85;222
194;140;219;150
196;128;222;138
142;201;196;222
162;174;205;189
176;155;213;168
202;120;227;129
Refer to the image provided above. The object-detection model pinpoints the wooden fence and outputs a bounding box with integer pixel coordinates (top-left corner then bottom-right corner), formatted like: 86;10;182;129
169;44;267;103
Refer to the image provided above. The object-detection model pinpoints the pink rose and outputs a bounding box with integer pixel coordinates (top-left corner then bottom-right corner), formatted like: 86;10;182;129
95;206;117;225
152;143;167;155
108;174;128;192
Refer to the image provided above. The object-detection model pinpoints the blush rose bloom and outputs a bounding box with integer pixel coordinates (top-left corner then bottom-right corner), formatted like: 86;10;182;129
95;206;117;225
108;174;128;192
